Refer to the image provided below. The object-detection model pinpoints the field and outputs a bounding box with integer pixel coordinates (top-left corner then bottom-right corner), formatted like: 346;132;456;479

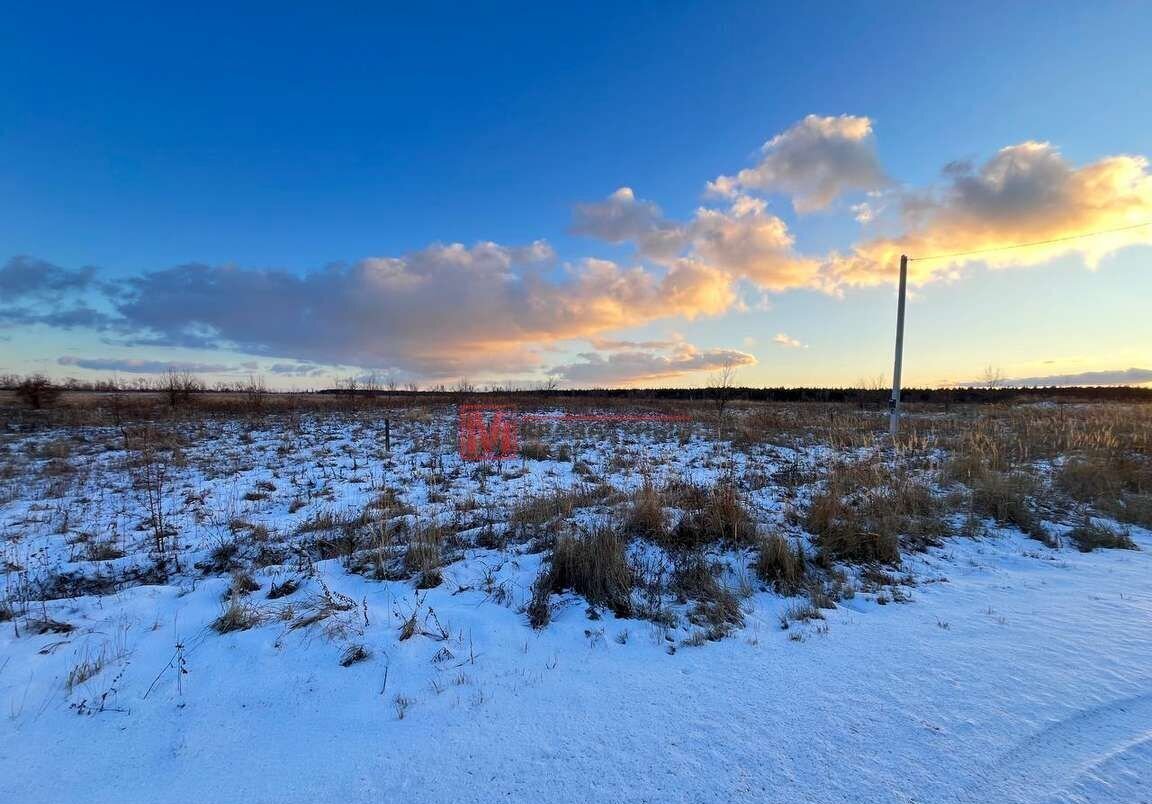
2;394;1151;803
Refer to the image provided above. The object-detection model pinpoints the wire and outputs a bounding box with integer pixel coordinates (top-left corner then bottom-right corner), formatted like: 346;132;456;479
907;220;1152;262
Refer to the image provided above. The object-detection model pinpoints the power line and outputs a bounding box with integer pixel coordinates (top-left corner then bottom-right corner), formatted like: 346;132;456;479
908;220;1152;262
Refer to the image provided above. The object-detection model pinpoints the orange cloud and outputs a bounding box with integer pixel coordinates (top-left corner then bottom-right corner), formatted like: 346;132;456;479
826;142;1152;287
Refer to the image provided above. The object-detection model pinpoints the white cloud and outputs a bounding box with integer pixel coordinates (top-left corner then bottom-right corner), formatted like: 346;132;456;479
571;187;688;260
548;343;756;385
708;114;888;212
573;187;822;292
772;333;805;348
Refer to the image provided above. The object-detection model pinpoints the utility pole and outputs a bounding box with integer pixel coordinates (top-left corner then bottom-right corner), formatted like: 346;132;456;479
889;254;908;436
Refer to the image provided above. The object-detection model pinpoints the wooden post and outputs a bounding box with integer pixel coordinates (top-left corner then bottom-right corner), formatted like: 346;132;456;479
384;418;391;452
889;254;909;437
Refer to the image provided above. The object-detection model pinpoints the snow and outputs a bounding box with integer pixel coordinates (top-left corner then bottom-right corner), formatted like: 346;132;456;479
2;408;1150;803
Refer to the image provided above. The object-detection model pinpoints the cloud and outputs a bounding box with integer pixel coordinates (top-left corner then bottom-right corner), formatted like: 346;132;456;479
0;306;119;329
571;187;687;260
9;116;1152;386
708;115;887;212
268;362;329;377
772;333;805;348
548;343;756;385
0;257;96;299
573;187;821;292
56;356;238;374
101;242;735;378
958;367;1152;387
689;196;823;291
0;257;119;332
587;337;680;350
828;141;1152;287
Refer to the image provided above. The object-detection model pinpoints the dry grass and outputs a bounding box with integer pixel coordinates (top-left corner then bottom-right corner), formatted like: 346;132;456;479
530;525;633;627
519;441;550;461
969;471;1050;543
1058;453;1152;528
511;483;615;535
624;477;666;539
5;392;1150;652
267;578;300;599
289;582;359;634
671;478;755;549
212;595;264;633
755;533;806;594
339;643;370;666
403;524;445;581
672;554;744;638
805;462;946;565
1065;520;1138;552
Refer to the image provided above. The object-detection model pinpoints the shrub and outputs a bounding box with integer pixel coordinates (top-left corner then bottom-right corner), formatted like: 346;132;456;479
1113;494;1152;529
228;570;260;597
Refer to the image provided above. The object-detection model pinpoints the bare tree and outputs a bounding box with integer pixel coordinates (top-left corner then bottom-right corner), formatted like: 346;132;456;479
241;374;267;411
133;443;178;567
854;373;887;409
15;374;62;410
106;374;126;425
709;359;738;437
160;370;203;407
982;365;1004;390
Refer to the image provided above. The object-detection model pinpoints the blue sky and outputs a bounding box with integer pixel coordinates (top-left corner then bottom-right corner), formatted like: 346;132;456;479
2;2;1151;388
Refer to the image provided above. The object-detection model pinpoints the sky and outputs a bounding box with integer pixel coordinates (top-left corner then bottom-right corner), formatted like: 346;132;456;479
2;1;1151;389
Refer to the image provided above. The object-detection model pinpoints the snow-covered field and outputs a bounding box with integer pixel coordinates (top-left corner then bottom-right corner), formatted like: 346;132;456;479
1;402;1150;803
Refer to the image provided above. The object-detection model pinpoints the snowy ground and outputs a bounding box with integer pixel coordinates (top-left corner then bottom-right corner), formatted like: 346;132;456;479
1;404;1149;803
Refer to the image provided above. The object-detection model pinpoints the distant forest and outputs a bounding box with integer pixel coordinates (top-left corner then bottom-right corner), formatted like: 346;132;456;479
313;385;1152;405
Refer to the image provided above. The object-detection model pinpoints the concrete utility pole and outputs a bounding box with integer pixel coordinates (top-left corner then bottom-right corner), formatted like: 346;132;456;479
889;254;909;436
